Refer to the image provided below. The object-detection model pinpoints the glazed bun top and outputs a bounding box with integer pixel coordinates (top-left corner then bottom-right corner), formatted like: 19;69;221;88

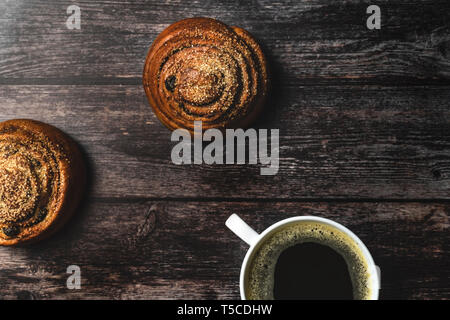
0;119;86;246
143;17;269;132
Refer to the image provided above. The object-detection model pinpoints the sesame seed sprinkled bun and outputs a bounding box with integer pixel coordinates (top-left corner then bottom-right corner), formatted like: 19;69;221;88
143;17;269;132
0;119;86;246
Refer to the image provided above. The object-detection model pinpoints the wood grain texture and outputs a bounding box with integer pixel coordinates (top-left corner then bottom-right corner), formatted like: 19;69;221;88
0;0;449;84
0;0;449;300
0;85;449;199
0;200;448;300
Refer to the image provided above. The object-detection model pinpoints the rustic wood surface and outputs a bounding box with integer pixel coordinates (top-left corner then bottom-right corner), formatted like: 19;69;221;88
0;0;449;300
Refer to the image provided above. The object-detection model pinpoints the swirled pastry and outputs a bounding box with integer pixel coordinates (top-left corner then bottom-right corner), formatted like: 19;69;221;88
143;17;269;132
0;120;86;245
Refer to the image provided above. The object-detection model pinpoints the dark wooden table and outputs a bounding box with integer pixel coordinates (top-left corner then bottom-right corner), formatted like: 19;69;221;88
0;0;449;300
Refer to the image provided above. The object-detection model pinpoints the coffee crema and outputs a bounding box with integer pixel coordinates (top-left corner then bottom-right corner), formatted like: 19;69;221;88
246;222;372;300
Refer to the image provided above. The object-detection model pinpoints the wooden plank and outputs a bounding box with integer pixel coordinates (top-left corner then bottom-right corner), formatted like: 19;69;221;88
0;200;447;299
0;85;449;199
0;0;449;84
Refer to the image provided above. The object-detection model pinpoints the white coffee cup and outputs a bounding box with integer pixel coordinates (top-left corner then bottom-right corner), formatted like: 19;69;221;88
226;214;381;300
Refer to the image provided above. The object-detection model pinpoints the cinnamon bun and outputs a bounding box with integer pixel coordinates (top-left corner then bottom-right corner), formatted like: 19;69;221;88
143;17;269;132
0;119;86;245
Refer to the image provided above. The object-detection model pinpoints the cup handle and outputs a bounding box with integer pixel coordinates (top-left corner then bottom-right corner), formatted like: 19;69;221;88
226;214;260;246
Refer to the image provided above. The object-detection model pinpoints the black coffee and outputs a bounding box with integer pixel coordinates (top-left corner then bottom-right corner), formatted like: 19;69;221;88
274;242;353;300
246;222;371;300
